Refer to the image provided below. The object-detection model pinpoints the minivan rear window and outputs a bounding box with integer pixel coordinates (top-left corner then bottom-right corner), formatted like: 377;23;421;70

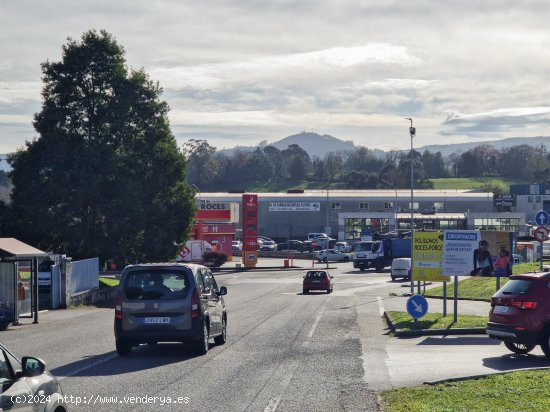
499;279;533;295
123;269;191;300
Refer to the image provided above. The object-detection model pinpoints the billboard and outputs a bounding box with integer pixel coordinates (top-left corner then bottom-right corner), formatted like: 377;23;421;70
412;231;450;282
268;202;320;212
443;230;513;277
242;194;258;268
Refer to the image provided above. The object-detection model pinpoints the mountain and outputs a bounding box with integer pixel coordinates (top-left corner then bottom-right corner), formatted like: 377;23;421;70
267;132;357;158
219;132;387;159
415;136;550;157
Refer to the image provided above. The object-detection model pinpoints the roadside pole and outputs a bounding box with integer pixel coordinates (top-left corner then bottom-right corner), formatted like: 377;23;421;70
453;276;458;323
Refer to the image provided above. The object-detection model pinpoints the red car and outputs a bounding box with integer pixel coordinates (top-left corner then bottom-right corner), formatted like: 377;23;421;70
486;272;550;357
303;270;333;294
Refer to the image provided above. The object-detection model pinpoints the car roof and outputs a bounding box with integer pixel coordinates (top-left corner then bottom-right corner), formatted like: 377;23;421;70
510;272;550;281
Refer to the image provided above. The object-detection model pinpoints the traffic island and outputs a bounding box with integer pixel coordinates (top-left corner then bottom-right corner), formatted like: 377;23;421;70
384;310;487;337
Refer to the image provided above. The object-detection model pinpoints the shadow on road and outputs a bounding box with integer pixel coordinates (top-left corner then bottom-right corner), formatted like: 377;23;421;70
417;336;500;346
482;354;550;371
51;343;205;377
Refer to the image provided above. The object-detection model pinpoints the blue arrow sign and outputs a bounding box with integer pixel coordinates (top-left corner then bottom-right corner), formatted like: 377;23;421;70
535;210;550;226
406;294;428;319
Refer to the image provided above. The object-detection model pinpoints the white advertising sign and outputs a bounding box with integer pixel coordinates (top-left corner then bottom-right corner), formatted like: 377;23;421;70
268;202;321;212
443;230;480;276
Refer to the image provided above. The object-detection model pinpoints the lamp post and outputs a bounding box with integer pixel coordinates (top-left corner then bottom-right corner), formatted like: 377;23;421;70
381;178;398;231
405;118;416;294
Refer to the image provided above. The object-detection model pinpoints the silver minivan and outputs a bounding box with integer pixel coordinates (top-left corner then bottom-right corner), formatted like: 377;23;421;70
114;263;227;356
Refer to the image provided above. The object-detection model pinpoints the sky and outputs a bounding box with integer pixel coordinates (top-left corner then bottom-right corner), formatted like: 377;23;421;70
2;0;550;155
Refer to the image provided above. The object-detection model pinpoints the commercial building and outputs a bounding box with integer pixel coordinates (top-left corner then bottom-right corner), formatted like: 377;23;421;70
196;189;527;242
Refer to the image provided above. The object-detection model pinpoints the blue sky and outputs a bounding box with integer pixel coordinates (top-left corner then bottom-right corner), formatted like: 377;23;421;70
2;0;550;154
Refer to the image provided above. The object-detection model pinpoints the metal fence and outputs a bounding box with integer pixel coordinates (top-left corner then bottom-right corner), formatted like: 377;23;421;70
71;257;99;296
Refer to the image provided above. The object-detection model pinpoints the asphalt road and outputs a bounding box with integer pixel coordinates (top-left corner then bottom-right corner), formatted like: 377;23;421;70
3;260;549;411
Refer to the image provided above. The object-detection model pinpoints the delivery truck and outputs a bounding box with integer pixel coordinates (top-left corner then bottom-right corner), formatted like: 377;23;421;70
352;234;411;271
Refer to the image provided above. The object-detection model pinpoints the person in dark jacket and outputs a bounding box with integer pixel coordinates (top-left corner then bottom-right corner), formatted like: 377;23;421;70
470;239;494;276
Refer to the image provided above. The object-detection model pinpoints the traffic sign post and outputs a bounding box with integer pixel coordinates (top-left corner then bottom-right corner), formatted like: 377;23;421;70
533;225;549;271
406;294;428;322
535;210;550;226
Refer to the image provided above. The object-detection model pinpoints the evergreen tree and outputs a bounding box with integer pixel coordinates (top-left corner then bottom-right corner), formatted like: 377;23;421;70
6;30;195;265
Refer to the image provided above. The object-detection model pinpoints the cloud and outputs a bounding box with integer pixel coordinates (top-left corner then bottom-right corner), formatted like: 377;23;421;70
441;107;550;137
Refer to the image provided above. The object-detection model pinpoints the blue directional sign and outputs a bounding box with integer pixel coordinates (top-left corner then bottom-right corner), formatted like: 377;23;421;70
535;210;550;226
406;294;429;319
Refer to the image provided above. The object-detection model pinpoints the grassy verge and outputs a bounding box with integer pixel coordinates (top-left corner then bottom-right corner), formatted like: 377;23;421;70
423;262;541;301
388;311;488;331
381;369;550;412
99;277;119;288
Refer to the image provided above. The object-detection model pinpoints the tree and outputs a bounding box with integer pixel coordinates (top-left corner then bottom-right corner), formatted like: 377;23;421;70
5;30;195;265
182;139;220;188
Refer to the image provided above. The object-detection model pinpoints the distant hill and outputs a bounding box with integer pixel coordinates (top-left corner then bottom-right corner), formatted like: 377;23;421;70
415;136;550;157
219;132;388;159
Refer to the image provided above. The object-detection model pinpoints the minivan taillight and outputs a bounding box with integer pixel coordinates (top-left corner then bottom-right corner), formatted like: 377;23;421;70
511;301;538;310
114;289;123;320
191;288;201;318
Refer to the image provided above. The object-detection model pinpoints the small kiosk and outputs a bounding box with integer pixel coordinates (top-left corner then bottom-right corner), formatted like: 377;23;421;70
0;238;48;328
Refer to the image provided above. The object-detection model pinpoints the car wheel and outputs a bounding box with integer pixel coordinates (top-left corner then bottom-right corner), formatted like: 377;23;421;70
541;329;550;358
116;339;131;357
326;288;331;294
375;260;384;271
322;258;328;263
0;322;10;331
359;266;366;271
503;340;536;355
391;275;396;281
194;322;210;355
303;289;309;294
214;316;227;345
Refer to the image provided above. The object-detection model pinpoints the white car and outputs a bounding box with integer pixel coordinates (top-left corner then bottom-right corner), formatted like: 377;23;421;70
391;258;411;281
231;240;242;251
315;249;351;263
334;241;352;253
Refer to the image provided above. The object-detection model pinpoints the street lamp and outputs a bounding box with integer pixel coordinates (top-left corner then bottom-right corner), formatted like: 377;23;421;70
381;178;398;232
405;118;416;294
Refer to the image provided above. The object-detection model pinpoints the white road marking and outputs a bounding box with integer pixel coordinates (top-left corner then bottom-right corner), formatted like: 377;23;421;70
58;353;118;380
377;296;385;316
264;374;293;412
302;297;331;348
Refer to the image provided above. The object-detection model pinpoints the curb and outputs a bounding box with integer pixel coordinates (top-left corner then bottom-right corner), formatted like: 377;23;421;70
383;311;487;337
423;366;550;386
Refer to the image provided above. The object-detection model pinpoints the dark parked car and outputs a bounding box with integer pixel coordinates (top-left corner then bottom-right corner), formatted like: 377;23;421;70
303;270;334;294
0;342;67;411
486;272;550;357
277;240;304;252
114;263;227;356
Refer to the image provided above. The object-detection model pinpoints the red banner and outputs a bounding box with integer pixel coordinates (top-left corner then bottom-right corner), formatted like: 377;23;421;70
242;194;258;267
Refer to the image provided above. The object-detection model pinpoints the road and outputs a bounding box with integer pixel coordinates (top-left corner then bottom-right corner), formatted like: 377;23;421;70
3;260;549;411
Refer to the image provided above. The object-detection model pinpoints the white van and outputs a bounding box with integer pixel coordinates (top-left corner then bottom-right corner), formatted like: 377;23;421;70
307;233;329;241
390;258;411;281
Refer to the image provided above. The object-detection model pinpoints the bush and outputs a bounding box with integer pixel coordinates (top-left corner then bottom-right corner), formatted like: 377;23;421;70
203;251;228;268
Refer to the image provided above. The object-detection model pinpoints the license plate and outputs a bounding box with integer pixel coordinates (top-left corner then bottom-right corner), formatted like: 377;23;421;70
493;305;509;314
312;280;321;283
145;317;170;324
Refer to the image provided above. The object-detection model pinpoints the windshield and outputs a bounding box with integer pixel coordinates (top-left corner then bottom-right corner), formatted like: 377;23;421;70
499;279;533;295
123;268;191;300
354;242;374;252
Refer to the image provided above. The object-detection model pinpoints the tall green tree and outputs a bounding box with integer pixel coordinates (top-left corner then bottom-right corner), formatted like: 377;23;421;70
6;30;195;264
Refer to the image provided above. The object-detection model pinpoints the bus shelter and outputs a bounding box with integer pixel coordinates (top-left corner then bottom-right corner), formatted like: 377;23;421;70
0;238;48;327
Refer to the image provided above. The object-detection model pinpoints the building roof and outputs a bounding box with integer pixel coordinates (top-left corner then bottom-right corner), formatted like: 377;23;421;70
0;238;48;259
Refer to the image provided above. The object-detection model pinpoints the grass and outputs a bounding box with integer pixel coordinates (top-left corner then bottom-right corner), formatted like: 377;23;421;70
99;277;119;288
388;311;488;331
423;262;542;301
381;369;550;412
430;177;518;190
